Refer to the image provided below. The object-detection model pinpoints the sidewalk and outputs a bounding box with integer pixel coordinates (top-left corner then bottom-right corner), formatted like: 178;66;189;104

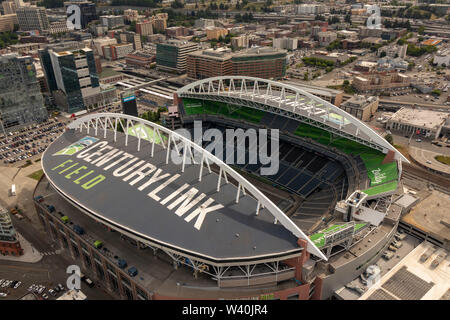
0;232;43;263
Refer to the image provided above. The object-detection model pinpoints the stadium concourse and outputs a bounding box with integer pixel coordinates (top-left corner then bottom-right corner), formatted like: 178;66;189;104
33;76;408;300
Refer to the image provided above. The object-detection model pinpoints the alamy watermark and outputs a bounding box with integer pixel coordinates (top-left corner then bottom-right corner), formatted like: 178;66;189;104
170;121;280;176
66;5;81;31
366;5;381;29
66;265;81;290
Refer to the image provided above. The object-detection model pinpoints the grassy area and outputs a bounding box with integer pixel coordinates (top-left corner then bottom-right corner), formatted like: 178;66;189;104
363;181;398;196
294;122;398;186
28;169;44;181
435;155;450;166
183;98;264;124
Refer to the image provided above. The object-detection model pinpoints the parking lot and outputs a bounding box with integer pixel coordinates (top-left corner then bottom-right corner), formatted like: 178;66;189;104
0;252;114;300
0;118;69;167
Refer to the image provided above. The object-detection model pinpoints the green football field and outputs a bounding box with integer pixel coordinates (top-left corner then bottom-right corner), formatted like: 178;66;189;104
127;124;167;144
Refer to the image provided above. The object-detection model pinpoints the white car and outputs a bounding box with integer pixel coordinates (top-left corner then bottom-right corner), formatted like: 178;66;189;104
0;293;7;298
14;281;21;289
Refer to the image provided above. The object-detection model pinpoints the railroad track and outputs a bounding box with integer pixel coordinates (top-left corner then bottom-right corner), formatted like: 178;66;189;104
402;171;449;195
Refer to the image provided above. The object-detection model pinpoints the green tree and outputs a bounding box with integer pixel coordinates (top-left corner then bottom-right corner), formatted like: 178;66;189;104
385;134;394;145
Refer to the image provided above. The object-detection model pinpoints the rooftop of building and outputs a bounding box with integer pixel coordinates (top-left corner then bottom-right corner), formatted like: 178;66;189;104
402;190;450;243
35;175;300;299
360;241;450;300
56;290;87;300
159;40;198;48
232;46;287;58
41;130;302;264
188;47;232;60
342;95;378;108
389;108;448;129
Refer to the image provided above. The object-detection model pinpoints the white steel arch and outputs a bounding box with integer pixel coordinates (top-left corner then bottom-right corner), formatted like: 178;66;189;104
68;113;327;260
177;76;409;163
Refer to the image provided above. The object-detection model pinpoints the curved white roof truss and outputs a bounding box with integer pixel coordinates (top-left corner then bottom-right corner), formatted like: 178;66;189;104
177;76;409;163
68;113;328;260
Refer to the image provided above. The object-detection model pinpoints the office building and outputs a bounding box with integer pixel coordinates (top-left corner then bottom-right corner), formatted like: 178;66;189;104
273;37;298;51
136;20;153;36
92;37;118;57
49;20;70;34
0;206;23;256
187;47;233;80
296;4;326;15
125;52;155;68
123;9;139;22
2;1;17;15
231;47;287;80
340;95;379;122
317;31;337;47
39;47;100;113
152;13;167;33
206;27;228;40
100;15;124;29
0;53;47;131
0;14;18;32
103;43;134;61
187;47;287;80
353;71;410;94
156;40;199;74
16;6;49;32
231;35;249;49
113;30;142;50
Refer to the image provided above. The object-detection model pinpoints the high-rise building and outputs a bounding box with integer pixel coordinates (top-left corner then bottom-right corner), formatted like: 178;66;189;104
2;1;17;15
136;21;153;36
123;9;139;22
0;53;47;131
156;40;199;74
152;13;167;33
64;1;97;29
0;14;18;32
16;6;49;32
0;206;23;256
39;47;100;113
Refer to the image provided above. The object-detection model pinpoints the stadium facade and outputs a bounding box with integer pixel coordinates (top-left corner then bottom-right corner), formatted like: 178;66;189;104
34;77;407;300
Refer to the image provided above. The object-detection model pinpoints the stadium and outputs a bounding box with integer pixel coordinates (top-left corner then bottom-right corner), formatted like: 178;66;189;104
34;76;407;300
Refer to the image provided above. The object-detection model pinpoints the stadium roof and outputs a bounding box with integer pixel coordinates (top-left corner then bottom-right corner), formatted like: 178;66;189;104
176;76;409;163
42;113;327;264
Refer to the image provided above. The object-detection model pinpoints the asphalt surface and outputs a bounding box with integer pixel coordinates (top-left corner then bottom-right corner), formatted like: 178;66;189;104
0;254;114;300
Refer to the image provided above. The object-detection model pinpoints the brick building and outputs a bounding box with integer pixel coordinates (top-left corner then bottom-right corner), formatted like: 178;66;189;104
0;206;23;256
